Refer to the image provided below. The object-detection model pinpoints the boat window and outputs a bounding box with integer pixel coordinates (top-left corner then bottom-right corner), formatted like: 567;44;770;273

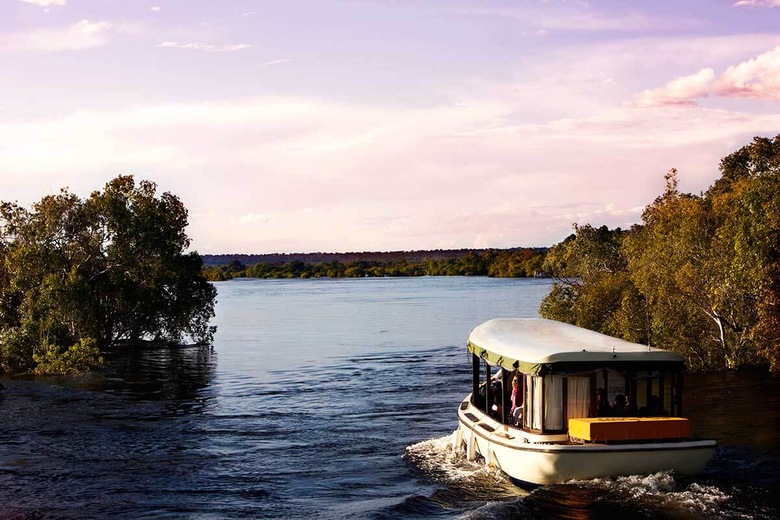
635;371;676;416
605;372;625;406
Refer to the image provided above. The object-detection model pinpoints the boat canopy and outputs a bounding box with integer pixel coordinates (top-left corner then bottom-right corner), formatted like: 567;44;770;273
467;318;684;375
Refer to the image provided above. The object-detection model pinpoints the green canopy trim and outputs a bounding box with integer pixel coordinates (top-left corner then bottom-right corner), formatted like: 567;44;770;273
467;341;547;375
467;341;683;376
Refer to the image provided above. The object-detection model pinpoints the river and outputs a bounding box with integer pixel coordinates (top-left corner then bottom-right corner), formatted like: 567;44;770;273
0;277;778;519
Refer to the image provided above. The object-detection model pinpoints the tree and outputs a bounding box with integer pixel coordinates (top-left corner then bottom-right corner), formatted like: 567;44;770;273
713;136;780;371
0;176;216;374
540;224;647;343
546;136;780;372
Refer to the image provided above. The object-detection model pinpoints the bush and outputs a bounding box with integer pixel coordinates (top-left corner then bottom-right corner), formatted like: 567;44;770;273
32;338;104;375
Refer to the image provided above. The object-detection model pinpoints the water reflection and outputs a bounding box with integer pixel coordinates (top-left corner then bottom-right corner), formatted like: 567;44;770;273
91;344;218;403
0;344;219;519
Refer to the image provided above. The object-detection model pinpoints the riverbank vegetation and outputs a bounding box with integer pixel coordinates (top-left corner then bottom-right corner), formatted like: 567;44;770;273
202;248;546;281
0;176;217;375
540;136;780;373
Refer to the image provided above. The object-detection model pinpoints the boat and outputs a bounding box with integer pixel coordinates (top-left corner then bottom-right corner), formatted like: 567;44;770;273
452;318;716;486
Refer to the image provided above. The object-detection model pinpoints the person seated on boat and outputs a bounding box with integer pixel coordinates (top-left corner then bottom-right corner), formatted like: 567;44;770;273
510;376;523;425
594;388;610;417
639;395;668;416
490;382;504;420
611;394;628;416
475;382;488;412
626;394;638;416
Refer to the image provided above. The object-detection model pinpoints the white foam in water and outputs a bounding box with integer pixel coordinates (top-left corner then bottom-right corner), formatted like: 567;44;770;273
454;500;532;520
404;434;511;486
578;471;740;519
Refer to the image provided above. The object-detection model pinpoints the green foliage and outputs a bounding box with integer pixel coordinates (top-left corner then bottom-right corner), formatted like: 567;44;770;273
539;284;577;324
203;248;547;280
32;338;104;375
0;176;216;375
540;225;648;344
542;136;780;372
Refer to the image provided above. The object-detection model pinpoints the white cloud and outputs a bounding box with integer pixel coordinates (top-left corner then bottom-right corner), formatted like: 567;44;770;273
234;212;273;225
19;0;66;6
634;68;715;107
151;6;161;12
263;59;291;66
156;41;253;52
0;19;112;51
714;45;780;98
633;45;780;106
456;5;696;33
733;1;780;7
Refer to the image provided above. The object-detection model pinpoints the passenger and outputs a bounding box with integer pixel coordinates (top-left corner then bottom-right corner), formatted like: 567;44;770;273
640;395;668;416
611;394;628;416
594;388;610;417
476;383;487;411
510;376;523;425
626;394;637;416
490;382;503;420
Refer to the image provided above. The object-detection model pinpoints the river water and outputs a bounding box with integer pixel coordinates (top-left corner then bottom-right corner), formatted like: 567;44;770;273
1;277;779;519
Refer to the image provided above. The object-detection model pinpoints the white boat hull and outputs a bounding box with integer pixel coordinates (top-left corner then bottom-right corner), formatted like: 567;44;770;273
456;400;716;486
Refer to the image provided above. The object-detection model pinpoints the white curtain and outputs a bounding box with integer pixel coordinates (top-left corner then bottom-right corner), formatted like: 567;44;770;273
567;377;591;421
532;376;543;430
523;374;532;429
544;375;563;431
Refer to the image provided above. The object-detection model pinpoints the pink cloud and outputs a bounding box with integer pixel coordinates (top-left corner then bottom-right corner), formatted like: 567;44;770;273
19;0;67;6
713;46;780;99
456;5;697;33
634;68;715;107
0;19;111;51
733;1;780;8
156;41;253;52
633;46;780;106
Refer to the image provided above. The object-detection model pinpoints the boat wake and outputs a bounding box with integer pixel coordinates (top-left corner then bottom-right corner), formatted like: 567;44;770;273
404;434;523;498
570;471;739;519
405;435;744;519
405;435;499;483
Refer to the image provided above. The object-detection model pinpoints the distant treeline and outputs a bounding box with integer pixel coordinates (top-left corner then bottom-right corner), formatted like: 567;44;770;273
203;249;500;266
202;248;547;281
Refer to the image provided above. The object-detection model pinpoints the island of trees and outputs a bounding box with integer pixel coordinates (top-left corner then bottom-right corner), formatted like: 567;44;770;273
0;176;217;375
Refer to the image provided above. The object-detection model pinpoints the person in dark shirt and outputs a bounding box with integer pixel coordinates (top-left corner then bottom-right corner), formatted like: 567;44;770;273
595;388;610;417
639;395;668;416
611;394;628;416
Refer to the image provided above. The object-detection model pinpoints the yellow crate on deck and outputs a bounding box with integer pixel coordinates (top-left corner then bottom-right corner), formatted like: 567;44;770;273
568;417;691;442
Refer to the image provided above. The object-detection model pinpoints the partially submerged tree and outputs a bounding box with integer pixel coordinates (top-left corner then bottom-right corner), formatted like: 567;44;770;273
0;176;216;375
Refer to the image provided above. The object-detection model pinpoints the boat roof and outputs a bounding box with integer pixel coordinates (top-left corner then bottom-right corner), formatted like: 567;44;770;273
467;318;684;373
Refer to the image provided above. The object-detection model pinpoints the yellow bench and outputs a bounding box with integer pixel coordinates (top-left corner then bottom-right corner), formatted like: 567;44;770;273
569;417;691;442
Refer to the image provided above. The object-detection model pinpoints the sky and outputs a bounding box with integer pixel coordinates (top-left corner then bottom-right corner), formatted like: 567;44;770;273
2;1;780;254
